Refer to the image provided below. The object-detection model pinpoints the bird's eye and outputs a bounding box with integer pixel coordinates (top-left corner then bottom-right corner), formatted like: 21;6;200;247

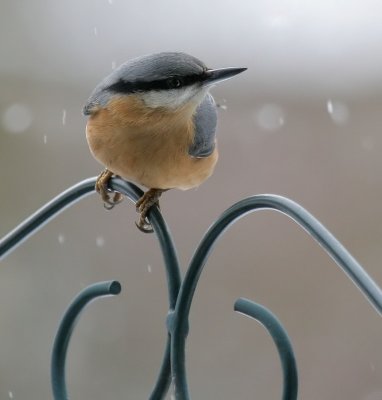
167;77;182;89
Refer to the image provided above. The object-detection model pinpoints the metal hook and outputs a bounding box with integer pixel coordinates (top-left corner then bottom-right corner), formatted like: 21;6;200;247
51;281;122;400
0;177;181;400
170;194;382;399
234;298;298;400
1;179;381;399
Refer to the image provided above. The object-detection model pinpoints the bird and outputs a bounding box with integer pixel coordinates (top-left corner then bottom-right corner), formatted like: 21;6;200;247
83;52;246;233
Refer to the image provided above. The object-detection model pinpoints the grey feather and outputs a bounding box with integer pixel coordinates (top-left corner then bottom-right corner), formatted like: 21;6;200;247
83;52;206;115
188;93;217;158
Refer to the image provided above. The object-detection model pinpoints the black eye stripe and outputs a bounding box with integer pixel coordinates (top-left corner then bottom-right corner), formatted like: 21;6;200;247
167;77;182;88
107;72;207;94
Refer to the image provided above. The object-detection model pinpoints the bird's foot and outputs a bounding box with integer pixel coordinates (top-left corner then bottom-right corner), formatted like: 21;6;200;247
95;169;123;210
135;189;165;233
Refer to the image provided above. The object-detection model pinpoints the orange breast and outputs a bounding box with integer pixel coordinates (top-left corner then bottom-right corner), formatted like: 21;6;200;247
86;96;218;190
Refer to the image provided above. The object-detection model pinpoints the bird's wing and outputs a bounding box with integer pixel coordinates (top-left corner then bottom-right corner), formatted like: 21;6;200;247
188;93;218;158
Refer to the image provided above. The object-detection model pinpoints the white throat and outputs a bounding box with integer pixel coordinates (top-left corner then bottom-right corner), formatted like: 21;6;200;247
139;86;209;110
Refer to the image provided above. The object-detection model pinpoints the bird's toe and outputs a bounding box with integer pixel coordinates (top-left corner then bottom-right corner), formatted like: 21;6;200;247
95;169;123;210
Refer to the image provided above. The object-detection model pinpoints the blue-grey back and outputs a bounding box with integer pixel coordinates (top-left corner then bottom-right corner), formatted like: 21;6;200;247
188;93;217;158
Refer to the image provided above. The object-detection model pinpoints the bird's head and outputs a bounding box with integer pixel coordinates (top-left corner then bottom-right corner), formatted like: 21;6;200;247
84;52;246;114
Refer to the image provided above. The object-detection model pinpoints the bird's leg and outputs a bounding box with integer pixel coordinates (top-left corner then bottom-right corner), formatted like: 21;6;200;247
95;169;123;210
135;188;166;233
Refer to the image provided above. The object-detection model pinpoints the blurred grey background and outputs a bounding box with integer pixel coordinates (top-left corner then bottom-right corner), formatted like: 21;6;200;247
1;0;382;398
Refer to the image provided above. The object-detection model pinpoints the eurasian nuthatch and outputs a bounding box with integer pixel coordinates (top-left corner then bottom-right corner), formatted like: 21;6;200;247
83;52;246;232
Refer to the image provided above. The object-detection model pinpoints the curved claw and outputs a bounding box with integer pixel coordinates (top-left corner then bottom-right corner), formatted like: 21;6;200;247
95;169;123;210
102;193;124;210
112;192;124;204
135;219;154;234
103;202;115;210
135;189;165;234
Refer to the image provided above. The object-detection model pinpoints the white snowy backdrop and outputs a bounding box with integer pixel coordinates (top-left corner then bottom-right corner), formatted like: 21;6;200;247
1;1;382;399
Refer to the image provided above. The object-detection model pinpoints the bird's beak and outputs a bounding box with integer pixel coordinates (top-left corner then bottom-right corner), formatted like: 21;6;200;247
203;67;247;86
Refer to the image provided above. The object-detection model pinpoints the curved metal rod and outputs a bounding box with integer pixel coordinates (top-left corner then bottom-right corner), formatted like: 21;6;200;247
110;178;181;310
170;194;382;399
110;178;181;400
0;178;96;260
234;298;298;400
0;177;181;400
51;280;122;400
